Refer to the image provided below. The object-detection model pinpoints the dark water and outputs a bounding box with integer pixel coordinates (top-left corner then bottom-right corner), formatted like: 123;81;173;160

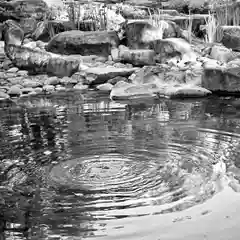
1;91;240;239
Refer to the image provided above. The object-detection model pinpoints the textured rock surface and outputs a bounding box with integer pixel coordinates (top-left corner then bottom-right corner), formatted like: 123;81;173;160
202;60;240;92
110;80;211;100
210;44;240;63
119;48;156;66
3;20;24;45
122;20;182;49
83;66;137;85
46;30;120;57
220;26;240;51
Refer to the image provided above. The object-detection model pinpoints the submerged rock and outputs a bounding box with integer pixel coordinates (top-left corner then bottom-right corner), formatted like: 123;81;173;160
110;77;211;100
83;66;137;85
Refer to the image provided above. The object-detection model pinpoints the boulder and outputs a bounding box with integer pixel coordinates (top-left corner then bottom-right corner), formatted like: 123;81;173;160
210;44;239;63
110;80;211;100
221;26;240;51
82;66;137;85
46;30;120;57
160;14;209;38
202;60;240;93
121;20;182;49
46;57;80;77
119;6;148;19
0;0;48;22
3;20;24;45
151;38;197;63
118;48;156;66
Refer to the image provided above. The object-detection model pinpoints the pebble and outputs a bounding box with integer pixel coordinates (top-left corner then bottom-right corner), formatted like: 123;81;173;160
43;85;55;93
44;76;60;86
0;91;10;99
17;70;28;76
97;83;113;91
7;67;19;73
21;88;35;94
8;86;22;96
74;84;88;90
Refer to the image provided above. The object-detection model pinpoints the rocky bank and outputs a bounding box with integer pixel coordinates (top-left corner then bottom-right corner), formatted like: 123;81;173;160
0;1;240;103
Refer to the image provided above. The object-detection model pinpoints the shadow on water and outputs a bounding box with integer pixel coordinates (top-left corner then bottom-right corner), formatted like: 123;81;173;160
1;92;240;239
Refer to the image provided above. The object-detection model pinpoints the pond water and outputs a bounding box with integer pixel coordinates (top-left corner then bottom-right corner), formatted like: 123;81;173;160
1;92;240;239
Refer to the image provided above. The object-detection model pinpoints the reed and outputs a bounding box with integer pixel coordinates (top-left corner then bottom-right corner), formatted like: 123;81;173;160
204;12;218;43
148;8;168;39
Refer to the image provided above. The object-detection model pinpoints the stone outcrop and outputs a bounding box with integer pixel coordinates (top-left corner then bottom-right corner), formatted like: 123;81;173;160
3;21;88;77
220;26;240;52
210;44;240;63
3;20;24;45
118;48;156;66
110;79;211;100
46;30;120;57
80;66;137;85
110;65;211;100
152;38;198;63
202;60;240;93
121;20;182;49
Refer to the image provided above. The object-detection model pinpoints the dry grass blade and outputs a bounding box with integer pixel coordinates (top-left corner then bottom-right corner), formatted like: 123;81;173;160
204;12;218;43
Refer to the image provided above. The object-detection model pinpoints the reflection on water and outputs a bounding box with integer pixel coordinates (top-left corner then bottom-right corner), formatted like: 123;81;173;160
1;93;240;239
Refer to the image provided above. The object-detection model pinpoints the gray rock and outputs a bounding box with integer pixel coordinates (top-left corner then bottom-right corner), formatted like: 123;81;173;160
221;26;240;51
0;72;6;79
119;49;156;66
44;76;60;86
83;66;137;85
0;86;9;92
7;77;24;85
46;30;120;57
113;62;128;68
108;76;129;85
210;44;237;63
6;73;17;78
23;80;42;88
34;87;43;93
0;91;10;99
21;88;35;94
55;86;66;91
70;73;86;84
43;85;55;93
74;84;88;90
7;67;19;73
17;70;29;76
2;59;13;70
202;60;240;93
97;83;113;91
8;86;22;96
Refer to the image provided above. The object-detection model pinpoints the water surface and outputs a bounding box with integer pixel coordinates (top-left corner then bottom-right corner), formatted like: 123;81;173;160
1;92;240;239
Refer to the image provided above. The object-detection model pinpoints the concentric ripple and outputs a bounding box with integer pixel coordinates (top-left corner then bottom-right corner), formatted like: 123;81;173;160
49;152;163;193
47;140;226;217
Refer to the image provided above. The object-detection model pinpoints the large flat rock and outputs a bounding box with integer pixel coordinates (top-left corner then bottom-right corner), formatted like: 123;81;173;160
110;80;211;100
202;60;240;93
83;66;138;85
46;30;120;57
